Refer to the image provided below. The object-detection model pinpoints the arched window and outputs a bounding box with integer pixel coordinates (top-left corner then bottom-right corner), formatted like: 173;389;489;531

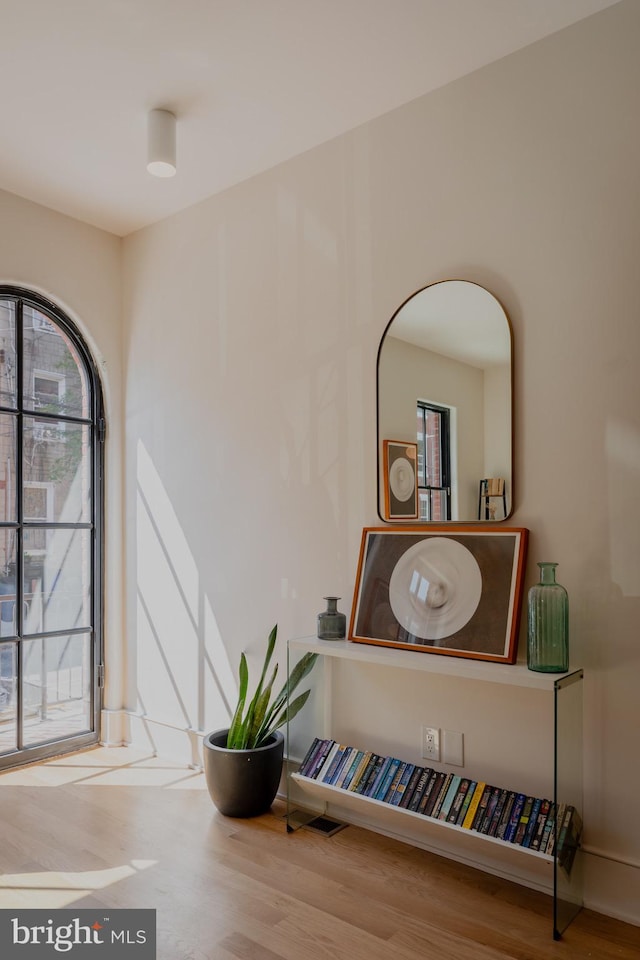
0;287;104;769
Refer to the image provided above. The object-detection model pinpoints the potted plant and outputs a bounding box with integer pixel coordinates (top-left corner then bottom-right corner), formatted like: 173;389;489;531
203;624;317;817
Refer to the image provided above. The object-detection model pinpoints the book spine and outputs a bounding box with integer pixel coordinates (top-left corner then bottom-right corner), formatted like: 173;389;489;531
438;775;461;821
496;791;516;840
455;779;477;826
558;807;582;874
373;757;401;800
540;803;557;854
446;777;471;824
407;768;433;812
332;748;355;788
364;756;392;798
399;765;425;810
347;751;372;791
546;803;566;856
505;793;526;843
486;788;509;837
317;742;341;782
382;761;407;803
301;737;330;778
390;763;416;806
514;796;535;846
362;755;387;797
477;786;501;834
353;754;381;794
522;797;542;848
470;784;493;831
319;744;346;783
340;750;364;791
307;740;335;779
556;804;576;859
298;737;321;776
327;746;353;786
420;771;445;816
430;773;454;819
530;799;551;851
461;782;486;829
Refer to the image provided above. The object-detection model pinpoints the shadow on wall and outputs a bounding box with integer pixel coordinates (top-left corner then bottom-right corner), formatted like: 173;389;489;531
133;441;237;761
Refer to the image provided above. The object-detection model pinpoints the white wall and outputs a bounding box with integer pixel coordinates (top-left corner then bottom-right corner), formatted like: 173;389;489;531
0;187;123;720
121;1;640;924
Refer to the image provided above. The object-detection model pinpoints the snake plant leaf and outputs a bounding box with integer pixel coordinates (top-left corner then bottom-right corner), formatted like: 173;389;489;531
246;664;278;748
228;625;278;748
226;652;249;748
261;652;318;734
225;626;317;750
267;689;312;736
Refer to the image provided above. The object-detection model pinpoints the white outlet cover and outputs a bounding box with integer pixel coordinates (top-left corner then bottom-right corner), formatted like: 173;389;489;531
443;729;464;766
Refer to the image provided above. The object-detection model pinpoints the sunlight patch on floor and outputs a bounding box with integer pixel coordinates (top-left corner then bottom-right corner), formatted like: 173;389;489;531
0;746;207;789
0;861;157;909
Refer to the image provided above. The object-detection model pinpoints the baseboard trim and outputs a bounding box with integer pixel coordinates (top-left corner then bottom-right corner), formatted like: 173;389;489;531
123;711;203;769
582;849;640;927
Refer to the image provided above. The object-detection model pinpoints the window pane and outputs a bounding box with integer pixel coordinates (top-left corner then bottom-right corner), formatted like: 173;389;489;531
23;418;91;523
425;408;443;487
22;633;91;745
22;307;89;418
416;407;426;486
0;413;17;522
0;571;17;636
430;490;448;522
24;529;91;634
0;641;17;754
0;301;17;408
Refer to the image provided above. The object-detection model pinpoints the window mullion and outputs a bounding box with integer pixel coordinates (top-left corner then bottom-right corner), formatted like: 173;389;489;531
15;299;24;749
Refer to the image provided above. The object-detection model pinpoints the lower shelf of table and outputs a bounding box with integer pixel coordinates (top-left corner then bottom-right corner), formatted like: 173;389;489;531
289;773;553;863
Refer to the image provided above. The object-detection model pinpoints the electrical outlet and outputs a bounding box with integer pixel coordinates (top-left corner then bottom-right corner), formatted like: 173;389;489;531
421;725;440;761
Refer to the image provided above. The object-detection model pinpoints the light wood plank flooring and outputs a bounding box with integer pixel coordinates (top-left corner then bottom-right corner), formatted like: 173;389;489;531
0;747;638;960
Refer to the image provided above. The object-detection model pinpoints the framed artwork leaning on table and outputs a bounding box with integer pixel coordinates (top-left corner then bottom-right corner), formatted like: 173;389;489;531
349;526;528;664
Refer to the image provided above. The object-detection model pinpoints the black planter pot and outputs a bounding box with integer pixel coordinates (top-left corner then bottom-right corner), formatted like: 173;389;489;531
202;728;285;818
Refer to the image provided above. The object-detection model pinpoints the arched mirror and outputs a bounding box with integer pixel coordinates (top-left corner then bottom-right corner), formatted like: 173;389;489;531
377;280;512;523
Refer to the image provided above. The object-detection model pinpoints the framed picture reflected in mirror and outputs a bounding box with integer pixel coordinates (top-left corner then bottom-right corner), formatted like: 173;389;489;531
382;440;418;520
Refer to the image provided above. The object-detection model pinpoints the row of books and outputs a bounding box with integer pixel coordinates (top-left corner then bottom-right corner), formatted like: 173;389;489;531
297;738;582;869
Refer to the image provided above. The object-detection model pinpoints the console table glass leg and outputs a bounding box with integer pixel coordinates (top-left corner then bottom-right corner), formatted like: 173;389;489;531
553;670;584;938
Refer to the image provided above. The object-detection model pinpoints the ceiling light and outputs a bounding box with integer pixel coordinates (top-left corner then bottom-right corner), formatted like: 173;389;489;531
147;109;176;178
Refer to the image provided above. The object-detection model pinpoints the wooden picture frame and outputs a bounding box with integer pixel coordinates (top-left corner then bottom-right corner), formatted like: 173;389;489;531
349;525;528;663
382;440;419;520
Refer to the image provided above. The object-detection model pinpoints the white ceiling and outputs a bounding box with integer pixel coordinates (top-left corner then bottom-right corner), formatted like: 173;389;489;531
0;0;620;237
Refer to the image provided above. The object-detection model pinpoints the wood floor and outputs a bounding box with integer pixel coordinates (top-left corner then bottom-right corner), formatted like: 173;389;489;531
0;747;638;960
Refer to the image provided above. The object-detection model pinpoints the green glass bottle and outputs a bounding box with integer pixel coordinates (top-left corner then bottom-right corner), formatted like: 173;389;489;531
527;562;569;672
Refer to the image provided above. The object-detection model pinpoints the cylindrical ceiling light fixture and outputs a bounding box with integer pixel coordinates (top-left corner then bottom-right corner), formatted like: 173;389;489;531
147;108;176;177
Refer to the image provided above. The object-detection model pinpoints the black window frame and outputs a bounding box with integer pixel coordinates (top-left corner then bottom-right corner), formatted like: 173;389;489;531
416;400;452;522
0;286;105;770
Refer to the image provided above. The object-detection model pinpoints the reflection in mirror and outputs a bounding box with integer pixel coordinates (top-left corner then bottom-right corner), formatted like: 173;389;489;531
377;280;512;523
